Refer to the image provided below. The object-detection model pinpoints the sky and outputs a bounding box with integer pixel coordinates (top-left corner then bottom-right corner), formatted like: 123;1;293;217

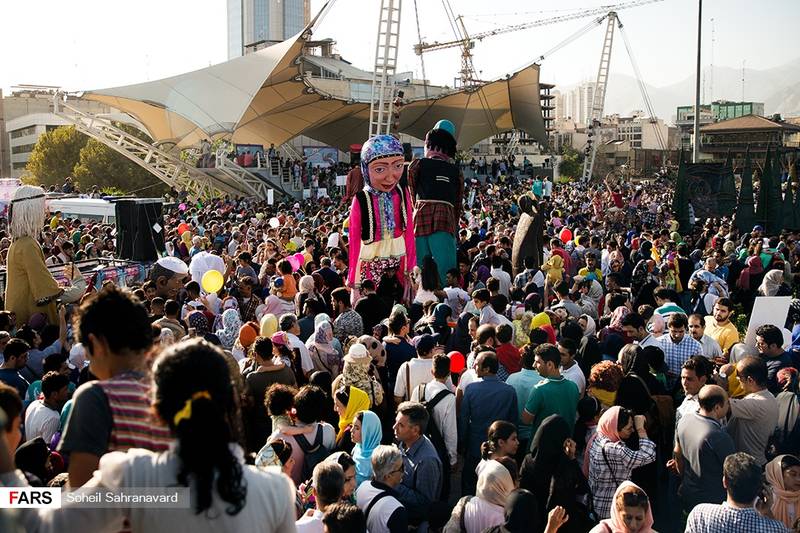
1;0;798;95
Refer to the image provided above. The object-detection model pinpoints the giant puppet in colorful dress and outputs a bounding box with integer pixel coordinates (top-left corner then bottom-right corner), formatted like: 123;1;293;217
407;120;462;286
347;135;416;291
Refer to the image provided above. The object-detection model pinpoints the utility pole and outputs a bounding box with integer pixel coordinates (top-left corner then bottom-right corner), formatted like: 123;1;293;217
710;17;715;103
692;0;702;163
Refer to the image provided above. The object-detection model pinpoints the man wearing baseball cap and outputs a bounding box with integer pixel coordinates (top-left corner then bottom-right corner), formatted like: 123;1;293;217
393;334;452;405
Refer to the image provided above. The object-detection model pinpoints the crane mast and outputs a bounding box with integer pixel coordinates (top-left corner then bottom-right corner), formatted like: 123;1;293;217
369;0;402;137
581;12;617;182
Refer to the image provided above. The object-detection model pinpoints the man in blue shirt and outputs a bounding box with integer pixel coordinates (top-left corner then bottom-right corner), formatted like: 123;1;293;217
532;176;543;198
755;324;794;395
459;351;518;495
384;311;416;393
0;339;30;399
393;401;442;533
506;345;542;455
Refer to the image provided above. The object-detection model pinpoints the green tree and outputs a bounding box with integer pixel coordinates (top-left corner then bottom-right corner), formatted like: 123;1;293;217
25;126;88;187
73;123;169;196
558;146;583;179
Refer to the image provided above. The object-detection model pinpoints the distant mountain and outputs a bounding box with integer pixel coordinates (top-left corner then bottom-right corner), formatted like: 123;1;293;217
559;57;800;123
764;81;800;118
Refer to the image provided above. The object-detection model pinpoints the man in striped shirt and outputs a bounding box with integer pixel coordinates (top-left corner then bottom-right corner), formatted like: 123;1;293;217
59;287;172;487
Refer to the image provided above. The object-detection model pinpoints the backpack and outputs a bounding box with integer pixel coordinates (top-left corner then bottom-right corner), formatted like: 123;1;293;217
295;425;330;481
418;383;454;500
767;395;800;460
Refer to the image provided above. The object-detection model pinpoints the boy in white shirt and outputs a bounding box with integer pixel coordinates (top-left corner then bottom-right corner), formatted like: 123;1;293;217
558;338;585;396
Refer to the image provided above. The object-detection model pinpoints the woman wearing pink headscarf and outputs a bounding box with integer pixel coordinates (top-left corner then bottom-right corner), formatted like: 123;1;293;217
765;454;800;529
585;406;656;519
589;481;655;533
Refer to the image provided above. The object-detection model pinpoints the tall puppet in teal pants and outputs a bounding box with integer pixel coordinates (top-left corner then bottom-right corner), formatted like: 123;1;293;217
408;120;463;286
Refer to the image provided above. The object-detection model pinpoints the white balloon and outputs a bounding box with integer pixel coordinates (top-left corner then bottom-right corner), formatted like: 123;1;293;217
189;251;226;284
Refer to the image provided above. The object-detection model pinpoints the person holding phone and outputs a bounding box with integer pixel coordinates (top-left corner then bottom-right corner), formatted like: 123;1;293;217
586;406;656;519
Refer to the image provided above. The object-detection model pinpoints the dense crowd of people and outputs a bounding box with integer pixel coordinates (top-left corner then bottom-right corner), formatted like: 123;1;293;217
0;135;799;533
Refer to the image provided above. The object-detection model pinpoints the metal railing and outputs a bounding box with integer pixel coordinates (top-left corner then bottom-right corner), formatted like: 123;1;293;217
53;94;244;200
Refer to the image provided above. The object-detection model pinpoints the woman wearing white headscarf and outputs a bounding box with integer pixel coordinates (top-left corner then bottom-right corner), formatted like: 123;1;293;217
445;459;517;533
295;275;319;314
159;328;175;348
312;313;344;361
580;314;597;337
759;268;791;297
307;320;342;378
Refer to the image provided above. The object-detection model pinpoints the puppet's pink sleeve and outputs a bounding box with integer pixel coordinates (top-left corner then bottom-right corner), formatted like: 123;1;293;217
403;189;416;271
348;196;361;286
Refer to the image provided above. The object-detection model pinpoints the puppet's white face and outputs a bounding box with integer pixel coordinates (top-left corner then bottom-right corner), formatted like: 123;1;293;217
367;155;404;192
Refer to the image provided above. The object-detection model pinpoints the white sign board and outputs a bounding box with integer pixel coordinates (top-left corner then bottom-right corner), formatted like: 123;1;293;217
317;188;328;198
336;175;347;187
744;296;791;347
303;189;311;200
267;189;274;205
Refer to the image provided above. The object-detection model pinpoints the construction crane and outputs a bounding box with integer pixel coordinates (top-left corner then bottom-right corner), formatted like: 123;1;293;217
414;0;663;85
578;11;668;182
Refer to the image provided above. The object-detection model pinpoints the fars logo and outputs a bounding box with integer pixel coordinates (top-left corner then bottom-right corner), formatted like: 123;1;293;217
0;487;61;508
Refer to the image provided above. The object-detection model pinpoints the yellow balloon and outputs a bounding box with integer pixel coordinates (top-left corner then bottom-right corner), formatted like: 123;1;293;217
201;270;224;294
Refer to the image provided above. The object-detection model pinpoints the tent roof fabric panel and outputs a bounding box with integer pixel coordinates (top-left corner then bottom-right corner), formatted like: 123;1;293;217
83;6;545;152
85;28;307;146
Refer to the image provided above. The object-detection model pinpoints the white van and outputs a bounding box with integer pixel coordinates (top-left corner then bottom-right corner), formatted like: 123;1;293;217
46;198;118;224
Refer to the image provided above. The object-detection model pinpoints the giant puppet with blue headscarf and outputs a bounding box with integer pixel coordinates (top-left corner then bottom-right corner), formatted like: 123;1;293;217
407;119;463;286
347;135;416;291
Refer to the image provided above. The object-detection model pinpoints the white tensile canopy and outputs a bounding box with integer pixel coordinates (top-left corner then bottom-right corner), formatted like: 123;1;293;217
84;10;546;151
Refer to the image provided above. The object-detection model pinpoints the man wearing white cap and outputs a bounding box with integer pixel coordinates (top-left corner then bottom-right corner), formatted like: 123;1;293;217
149;256;189;300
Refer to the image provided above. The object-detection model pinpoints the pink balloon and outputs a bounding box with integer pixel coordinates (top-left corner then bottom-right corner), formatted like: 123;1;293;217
178;203;187;211
288;256;300;272
293;252;306;266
